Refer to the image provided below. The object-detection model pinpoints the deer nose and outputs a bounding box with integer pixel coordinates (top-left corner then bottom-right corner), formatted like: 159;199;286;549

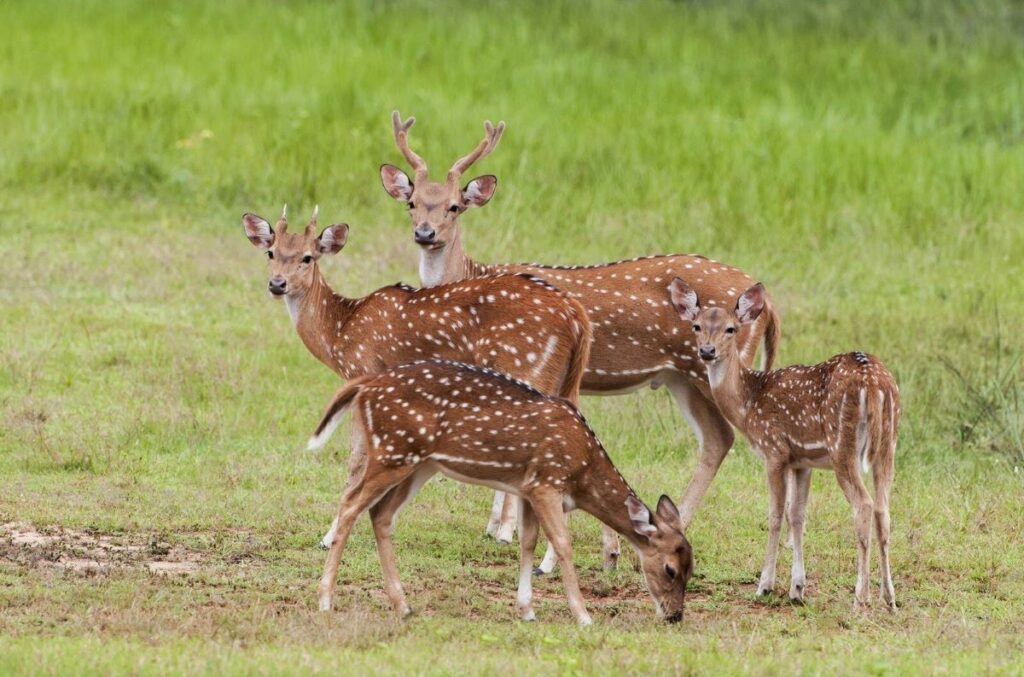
414;224;435;244
268;277;287;295
665;610;683;624
698;346;716;361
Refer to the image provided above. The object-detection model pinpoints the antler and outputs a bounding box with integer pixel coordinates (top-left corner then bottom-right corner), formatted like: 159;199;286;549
276;203;289;234
447;119;506;185
392;111;428;181
305;204;319;237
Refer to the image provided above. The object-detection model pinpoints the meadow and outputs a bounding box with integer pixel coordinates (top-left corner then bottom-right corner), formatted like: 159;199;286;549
1;0;1023;673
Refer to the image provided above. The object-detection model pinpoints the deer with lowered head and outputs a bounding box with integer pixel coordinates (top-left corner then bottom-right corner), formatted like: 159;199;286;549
380;112;782;572
241;205;598;551
668;279;899;610
307;359;694;626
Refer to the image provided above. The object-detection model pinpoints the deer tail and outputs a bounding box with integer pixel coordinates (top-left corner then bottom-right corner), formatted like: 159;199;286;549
307;375;375;451
760;296;782;372
559;296;592;405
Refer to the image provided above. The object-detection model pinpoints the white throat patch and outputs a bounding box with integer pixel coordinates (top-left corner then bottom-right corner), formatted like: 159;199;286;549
419;249;448;288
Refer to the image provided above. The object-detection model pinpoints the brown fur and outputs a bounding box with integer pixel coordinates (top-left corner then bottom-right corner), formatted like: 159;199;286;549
309;360;693;625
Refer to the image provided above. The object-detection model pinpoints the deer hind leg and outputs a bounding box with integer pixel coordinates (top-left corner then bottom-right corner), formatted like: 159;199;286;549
516;499;540;621
873;435;897;611
495;494;518;545
833;442;874;610
319;432;371;549
787;468;812;603
666;376;735;531
757;463;788;597
531;490;592;626
368;466;434;617
318;463;418;612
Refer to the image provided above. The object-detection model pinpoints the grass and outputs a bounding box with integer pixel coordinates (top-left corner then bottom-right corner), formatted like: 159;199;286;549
1;0;1023;673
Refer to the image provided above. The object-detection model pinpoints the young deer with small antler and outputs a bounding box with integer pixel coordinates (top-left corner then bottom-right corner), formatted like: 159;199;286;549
668;280;899;609
241;206;593;549
308;360;693;626
380;113;782;573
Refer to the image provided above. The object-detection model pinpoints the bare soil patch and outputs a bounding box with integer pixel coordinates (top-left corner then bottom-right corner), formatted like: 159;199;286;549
0;523;201;576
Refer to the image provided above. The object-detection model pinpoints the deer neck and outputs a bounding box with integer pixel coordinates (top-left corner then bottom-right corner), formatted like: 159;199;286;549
290;268;359;372
575;458;650;551
704;352;763;432
419;229;489;287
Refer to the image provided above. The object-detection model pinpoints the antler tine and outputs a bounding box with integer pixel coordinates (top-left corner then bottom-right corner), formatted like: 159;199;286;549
305;204;319;236
276;203;289;234
447;119;506;184
391;110;428;180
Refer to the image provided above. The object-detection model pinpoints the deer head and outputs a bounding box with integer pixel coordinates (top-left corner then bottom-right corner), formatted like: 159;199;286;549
380;111;504;250
242;205;350;298
627;494;694;623
669;279;766;365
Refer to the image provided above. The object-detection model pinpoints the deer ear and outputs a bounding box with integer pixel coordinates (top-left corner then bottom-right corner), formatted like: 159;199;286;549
380;165;413;201
736;283;766;325
318;224;349;256
668;278;699;322
242;213;274;249
626;495;657;537
655;495;681;529
462;175;497;208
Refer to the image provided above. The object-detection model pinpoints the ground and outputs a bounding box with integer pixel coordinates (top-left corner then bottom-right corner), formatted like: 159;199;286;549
1;0;1023;674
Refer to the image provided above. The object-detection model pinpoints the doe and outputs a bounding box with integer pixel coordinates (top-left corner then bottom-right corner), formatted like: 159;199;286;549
308;360;694;626
669;279;899;609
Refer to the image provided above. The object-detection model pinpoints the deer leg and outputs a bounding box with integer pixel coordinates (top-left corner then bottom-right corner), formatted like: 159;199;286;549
601;524;621;572
318;464;417;612
320;435;370;549
531;491;592;627
666;377;735;531
784;468;796;549
787;468;812;603
873;454;897;611
368;466;434;617
834;460;874;610
516;499;540;621
485;491;505;538
757;464;787;597
495;494;518;545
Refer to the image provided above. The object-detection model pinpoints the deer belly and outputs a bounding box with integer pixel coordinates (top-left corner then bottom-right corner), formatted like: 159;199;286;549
430;459;522;496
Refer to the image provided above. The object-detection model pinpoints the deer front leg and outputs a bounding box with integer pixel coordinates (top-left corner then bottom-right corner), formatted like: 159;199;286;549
485;491;505;538
516;499;540;621
757;464;788;597
495;494;518;545
666;379;735;531
787;468;812;603
531;491;592;627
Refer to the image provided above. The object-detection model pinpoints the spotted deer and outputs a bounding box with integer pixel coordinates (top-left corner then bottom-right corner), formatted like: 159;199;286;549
307;360;694;626
241;206;594;550
380;112;782;572
669;280;899;609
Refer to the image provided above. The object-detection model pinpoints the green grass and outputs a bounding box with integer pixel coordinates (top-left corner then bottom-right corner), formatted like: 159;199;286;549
2;0;1023;674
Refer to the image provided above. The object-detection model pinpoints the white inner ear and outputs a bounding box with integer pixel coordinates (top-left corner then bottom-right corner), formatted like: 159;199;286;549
680;290;698;320
319;228;345;253
626;498;656;535
246;218;273;246
736;293;758;322
464;180;485;204
392;172;412;199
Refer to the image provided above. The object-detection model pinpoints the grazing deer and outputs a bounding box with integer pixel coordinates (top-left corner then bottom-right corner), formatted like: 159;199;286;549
380;112;782;571
241;206;594;550
307;360;694;625
668;280;899;609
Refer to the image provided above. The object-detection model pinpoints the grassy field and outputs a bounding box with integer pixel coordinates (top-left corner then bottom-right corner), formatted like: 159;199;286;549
2;0;1023;673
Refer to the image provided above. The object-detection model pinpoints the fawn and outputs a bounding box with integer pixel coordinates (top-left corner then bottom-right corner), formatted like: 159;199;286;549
669;280;899;609
307;360;694;626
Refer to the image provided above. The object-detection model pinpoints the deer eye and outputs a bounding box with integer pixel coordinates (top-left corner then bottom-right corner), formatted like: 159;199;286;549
691;324;701;332
725;327;737;334
266;251;274;259
664;564;677;579
448;205;460;213
302;255;312;264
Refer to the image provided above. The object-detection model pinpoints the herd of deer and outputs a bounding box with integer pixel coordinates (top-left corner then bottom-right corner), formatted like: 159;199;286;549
241;112;900;626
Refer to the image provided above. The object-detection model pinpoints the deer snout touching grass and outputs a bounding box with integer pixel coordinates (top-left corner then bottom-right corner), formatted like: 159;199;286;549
307;360;694;626
669;280;900;611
